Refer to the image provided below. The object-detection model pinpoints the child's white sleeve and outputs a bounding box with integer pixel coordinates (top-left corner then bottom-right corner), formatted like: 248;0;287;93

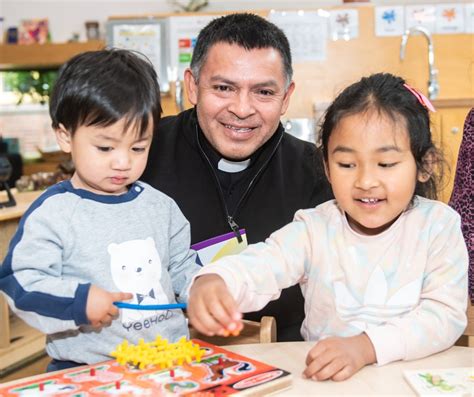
365;212;468;366
193;211;314;312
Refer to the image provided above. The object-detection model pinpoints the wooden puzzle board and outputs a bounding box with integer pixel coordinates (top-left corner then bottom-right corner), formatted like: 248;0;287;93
0;340;292;396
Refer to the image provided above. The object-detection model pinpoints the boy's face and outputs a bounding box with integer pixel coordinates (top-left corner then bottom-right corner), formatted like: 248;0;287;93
56;118;153;195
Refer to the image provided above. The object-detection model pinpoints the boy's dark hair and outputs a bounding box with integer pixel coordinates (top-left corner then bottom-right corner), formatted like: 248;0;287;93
190;13;293;87
321;72;442;199
50;48;162;137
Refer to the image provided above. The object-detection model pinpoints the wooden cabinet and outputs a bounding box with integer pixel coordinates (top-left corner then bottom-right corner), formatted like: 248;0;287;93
438;108;468;203
431;101;472;203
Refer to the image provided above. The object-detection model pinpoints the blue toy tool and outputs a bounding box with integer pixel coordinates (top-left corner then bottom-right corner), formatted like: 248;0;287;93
113;302;187;310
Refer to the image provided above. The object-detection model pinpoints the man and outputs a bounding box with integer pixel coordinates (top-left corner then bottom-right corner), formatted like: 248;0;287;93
142;13;332;341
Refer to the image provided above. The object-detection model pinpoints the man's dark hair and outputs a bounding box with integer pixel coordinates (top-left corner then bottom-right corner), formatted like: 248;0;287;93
190;13;293;87
50;48;162;137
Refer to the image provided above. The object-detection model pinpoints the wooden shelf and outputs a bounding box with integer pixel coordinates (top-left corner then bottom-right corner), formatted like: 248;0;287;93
0;40;106;71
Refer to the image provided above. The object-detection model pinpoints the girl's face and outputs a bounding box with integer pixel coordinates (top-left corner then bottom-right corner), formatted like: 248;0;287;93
325;111;425;236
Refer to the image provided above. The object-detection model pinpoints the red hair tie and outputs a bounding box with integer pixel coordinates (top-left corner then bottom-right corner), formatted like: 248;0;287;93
403;83;436;112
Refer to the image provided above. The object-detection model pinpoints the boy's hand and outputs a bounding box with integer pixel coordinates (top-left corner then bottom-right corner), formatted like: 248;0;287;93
188;274;242;336
303;333;376;381
86;284;133;328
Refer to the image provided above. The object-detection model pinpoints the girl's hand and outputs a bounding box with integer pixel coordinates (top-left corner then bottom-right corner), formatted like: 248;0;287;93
188;274;242;336
86;284;133;328
303;333;376;381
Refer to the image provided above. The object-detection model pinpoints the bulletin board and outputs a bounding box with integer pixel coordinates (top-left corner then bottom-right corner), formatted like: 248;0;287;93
106;18;169;92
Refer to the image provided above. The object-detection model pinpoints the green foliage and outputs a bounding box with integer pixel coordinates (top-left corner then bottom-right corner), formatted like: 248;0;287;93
3;70;58;105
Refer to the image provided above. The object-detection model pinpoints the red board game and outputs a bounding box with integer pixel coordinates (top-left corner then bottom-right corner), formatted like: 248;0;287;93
0;340;292;396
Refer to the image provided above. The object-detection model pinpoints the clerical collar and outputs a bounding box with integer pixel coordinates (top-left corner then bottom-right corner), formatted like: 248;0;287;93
195;117;283;173
197;127;252;173
217;158;251;173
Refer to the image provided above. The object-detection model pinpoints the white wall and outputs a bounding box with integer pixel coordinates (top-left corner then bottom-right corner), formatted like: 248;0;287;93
2;0;343;42
2;0;462;43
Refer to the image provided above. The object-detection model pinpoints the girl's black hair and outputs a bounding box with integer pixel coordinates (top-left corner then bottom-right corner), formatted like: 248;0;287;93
320;73;442;199
50;48;162;137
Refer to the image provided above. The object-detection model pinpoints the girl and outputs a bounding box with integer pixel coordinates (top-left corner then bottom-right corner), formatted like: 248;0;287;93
187;73;468;381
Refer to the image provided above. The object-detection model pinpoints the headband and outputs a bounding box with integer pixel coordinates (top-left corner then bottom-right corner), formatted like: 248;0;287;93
403;83;436;112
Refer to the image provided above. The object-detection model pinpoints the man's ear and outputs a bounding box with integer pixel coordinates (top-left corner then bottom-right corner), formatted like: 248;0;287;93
55;123;72;153
184;68;198;106
417;148;436;183
280;81;295;116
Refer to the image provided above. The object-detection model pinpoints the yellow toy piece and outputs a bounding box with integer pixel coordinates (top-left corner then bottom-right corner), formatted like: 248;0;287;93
110;336;204;370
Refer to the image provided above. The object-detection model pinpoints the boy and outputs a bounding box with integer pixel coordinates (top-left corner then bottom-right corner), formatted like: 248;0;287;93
0;49;200;370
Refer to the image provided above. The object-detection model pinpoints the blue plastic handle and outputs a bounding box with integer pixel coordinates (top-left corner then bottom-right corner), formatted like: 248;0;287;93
113;302;187;310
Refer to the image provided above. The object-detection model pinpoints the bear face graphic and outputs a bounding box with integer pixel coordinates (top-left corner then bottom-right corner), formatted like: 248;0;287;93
108;237;168;324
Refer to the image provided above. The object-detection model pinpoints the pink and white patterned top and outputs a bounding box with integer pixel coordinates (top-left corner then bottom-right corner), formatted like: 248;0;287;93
196;197;468;366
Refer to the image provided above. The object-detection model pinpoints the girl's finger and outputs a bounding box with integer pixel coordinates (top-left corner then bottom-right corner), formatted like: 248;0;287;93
305;341;325;366
303;347;334;379
208;294;240;332
188;298;222;336
331;365;353;382
311;357;345;381
220;291;242;322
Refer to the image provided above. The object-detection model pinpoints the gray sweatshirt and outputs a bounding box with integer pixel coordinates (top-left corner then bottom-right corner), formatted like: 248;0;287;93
0;180;200;364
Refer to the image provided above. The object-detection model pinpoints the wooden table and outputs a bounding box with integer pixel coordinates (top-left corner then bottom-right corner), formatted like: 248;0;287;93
224;342;473;396
1;342;472;395
0;189;45;375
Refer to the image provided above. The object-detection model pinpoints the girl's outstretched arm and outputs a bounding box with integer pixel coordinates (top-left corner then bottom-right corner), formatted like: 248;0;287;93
189;211;313;314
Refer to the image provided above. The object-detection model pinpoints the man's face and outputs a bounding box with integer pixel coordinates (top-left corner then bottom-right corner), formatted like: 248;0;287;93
185;42;294;160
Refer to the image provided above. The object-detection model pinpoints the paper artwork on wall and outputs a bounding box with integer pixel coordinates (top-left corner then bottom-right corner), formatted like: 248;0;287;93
110;23;166;90
329;9;359;41
375;6;405;36
19;18;49;44
464;3;474;33
405;4;436;32
268;10;329;62
375;3;473;35
436;3;465;33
